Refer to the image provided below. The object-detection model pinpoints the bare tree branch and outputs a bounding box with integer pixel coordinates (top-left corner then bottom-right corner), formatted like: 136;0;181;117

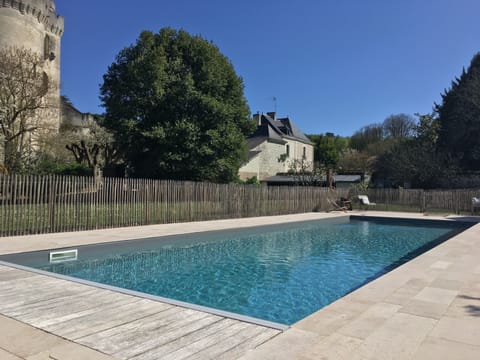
0;47;57;172
64;117;119;187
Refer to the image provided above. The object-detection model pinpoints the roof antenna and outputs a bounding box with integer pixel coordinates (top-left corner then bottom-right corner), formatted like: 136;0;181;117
273;96;277;112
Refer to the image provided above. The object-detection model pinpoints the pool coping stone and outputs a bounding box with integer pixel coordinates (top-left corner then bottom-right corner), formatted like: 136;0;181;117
0;210;479;359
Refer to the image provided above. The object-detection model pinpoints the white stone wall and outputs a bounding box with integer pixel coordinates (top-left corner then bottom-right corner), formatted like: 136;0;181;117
239;139;314;180
258;141;288;179
284;139;314;171
238;154;260;180
239;140;287;180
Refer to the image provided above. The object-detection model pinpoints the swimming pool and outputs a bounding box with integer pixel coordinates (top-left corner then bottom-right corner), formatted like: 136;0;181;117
0;216;471;327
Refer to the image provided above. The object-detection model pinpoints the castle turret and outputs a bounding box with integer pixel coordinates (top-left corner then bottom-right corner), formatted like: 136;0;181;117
0;0;64;131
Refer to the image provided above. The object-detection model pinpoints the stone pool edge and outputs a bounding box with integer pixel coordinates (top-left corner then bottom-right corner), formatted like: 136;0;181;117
0;211;479;359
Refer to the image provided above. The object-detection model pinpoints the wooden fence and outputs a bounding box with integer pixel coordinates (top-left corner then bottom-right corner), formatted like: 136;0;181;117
0;175;478;237
365;188;480;214
0;175;349;236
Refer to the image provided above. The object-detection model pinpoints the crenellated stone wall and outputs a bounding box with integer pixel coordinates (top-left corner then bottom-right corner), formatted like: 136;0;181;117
0;0;64;36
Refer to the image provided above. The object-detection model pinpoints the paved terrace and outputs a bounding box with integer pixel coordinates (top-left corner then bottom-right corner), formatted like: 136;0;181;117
0;212;479;359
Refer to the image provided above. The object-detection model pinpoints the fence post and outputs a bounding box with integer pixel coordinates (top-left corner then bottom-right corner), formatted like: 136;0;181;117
48;175;56;231
454;190;459;215
421;190;426;213
144;180;149;224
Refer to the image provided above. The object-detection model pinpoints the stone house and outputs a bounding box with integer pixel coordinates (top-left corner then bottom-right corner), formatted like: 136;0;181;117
239;112;314;181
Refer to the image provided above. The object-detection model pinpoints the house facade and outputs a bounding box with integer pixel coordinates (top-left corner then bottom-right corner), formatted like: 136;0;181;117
239;112;314;181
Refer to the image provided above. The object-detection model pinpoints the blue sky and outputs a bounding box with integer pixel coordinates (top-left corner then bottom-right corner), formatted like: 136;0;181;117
56;0;480;136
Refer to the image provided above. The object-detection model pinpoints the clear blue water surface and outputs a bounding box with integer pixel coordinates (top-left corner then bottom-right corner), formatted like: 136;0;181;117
37;218;463;325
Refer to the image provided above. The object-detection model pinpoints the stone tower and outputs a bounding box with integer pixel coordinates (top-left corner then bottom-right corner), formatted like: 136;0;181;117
0;0;64;131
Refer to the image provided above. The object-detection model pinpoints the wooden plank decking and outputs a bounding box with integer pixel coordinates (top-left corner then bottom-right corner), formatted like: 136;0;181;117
0;265;281;359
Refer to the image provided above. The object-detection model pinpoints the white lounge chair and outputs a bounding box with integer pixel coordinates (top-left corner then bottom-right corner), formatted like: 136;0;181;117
358;195;376;209
472;197;480;214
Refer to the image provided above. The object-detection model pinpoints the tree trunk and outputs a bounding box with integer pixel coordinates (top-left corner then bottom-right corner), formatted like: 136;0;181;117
4;140;21;173
327;168;334;190
93;165;103;190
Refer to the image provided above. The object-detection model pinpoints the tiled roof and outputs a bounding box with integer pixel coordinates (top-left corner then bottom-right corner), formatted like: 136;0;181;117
248;113;313;149
275;117;312;143
263;174;326;185
334;175;362;182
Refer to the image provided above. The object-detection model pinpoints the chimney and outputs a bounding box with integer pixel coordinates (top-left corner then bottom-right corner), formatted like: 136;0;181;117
266;112;276;120
253;113;261;125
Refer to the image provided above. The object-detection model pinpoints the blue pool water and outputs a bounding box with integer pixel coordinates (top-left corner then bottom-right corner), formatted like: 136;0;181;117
1;217;469;325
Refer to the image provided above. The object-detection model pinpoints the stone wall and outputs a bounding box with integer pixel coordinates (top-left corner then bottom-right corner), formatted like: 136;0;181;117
285;138;314;170
0;0;64;132
239;140;286;180
238;152;261;180
61;101;95;134
0;1;64;165
257;141;286;179
239;139;314;181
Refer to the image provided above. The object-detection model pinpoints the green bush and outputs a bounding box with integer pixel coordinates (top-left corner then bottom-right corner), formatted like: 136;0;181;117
233;176;261;185
33;160;92;176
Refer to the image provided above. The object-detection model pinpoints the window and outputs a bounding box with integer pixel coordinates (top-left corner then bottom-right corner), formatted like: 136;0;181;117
44;35;50;60
44;35;55;61
286;144;290;157
303;146;306;159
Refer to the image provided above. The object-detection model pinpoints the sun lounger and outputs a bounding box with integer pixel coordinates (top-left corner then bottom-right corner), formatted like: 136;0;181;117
472;197;480;214
358;195;376;209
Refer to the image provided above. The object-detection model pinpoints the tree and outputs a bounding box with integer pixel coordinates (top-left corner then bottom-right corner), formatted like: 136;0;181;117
350;114;416;156
64;116;118;186
308;132;349;169
375;113;456;188
349;124;384;152
100;28;255;182
376;139;427;188
383;113;416;139
0;47;56;172
436;52;480;170
346;115;416;182
287;157;325;186
415;112;440;144
337;149;375;176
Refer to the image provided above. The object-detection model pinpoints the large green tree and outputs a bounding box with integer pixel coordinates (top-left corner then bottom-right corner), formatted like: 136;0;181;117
436;52;480;170
349;124;384;153
100;28;254;182
345;114;417;182
376;114;456;188
308;132;349;169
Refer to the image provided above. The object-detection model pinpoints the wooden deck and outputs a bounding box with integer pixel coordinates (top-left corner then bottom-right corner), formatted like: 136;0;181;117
0;265;281;359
